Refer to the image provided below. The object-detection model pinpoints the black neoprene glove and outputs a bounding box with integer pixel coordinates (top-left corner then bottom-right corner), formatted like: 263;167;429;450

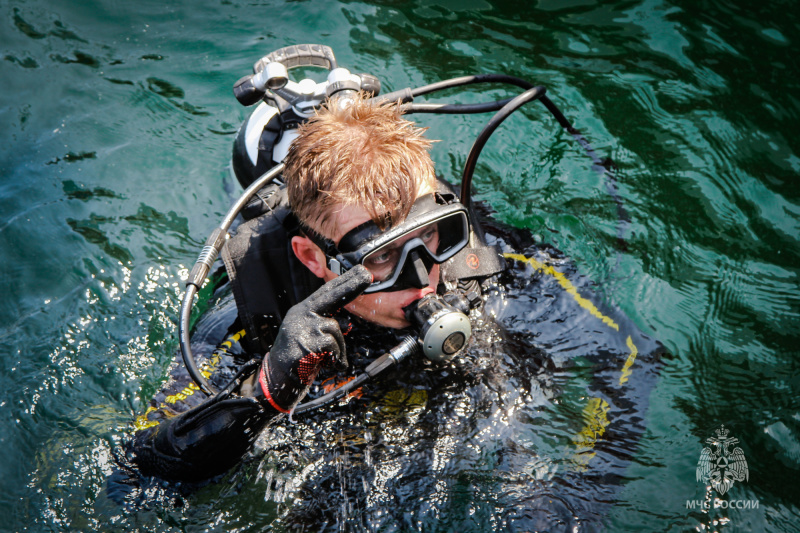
258;265;372;413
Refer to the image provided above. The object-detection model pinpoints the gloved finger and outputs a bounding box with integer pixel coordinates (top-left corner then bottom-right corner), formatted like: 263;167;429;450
304;264;373;315
320;317;347;368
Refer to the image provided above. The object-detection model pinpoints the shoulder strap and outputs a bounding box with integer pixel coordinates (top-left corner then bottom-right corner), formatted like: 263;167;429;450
221;186;322;354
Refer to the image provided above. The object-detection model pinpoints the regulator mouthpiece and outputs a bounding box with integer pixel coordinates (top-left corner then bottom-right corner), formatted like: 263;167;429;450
405;294;471;362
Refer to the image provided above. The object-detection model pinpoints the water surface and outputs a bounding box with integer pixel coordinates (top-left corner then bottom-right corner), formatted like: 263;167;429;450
1;0;798;531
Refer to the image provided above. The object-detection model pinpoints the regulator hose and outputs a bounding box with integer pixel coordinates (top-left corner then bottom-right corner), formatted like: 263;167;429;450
380;73;573;131
460;86;546;210
180;163;285;395
293;335;420;414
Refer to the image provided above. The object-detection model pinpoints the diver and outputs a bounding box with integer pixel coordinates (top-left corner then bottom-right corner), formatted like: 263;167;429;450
126;92;505;483
116;47;666;531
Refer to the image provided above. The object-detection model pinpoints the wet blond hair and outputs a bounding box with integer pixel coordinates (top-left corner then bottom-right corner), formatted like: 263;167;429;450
284;92;436;238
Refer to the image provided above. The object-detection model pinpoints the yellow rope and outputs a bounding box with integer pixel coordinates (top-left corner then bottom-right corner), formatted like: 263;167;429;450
618;336;639;386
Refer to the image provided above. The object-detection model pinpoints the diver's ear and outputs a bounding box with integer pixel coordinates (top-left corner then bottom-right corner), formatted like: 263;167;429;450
291;235;329;279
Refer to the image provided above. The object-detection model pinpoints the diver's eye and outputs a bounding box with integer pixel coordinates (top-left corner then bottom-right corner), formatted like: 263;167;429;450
420;225;438;243
369;250;394;265
364;248;399;282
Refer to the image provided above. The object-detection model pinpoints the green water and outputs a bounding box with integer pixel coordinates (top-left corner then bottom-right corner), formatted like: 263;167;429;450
1;0;798;531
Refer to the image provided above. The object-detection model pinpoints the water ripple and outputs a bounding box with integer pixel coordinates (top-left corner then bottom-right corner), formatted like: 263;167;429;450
1;0;799;530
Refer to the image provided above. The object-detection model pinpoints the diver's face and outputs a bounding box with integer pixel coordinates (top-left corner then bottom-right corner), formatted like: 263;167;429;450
320;184;438;329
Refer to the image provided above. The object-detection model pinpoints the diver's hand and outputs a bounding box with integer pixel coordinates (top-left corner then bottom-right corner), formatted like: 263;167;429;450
258;265;372;413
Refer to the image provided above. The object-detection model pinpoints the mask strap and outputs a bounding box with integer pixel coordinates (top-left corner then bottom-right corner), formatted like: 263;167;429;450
298;223;352;275
298;222;338;257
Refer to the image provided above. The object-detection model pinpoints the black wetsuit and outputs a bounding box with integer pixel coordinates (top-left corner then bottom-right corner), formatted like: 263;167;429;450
120;180;665;533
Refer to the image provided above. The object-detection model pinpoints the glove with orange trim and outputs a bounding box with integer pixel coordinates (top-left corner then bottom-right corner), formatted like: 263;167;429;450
258;265;372;413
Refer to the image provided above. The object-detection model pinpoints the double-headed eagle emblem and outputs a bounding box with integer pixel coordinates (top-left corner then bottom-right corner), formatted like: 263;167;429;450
696;425;749;495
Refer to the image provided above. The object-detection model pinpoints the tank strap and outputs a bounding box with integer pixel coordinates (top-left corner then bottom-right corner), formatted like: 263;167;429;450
253;114;282;179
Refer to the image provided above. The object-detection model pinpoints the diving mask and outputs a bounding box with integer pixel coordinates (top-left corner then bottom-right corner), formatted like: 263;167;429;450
302;193;470;293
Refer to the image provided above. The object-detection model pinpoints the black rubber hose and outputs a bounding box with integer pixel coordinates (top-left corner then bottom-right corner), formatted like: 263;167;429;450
179;284;214;394
391;73;626;269
460;86;547;209
382;74;573;131
409;75;618;240
293;335;420;414
293;373;370;414
401;98;514;114
205;359;262;406
411;75;624;247
539;94;574;132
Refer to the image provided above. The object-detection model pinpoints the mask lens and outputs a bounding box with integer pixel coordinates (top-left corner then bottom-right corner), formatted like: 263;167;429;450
361;210;468;285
